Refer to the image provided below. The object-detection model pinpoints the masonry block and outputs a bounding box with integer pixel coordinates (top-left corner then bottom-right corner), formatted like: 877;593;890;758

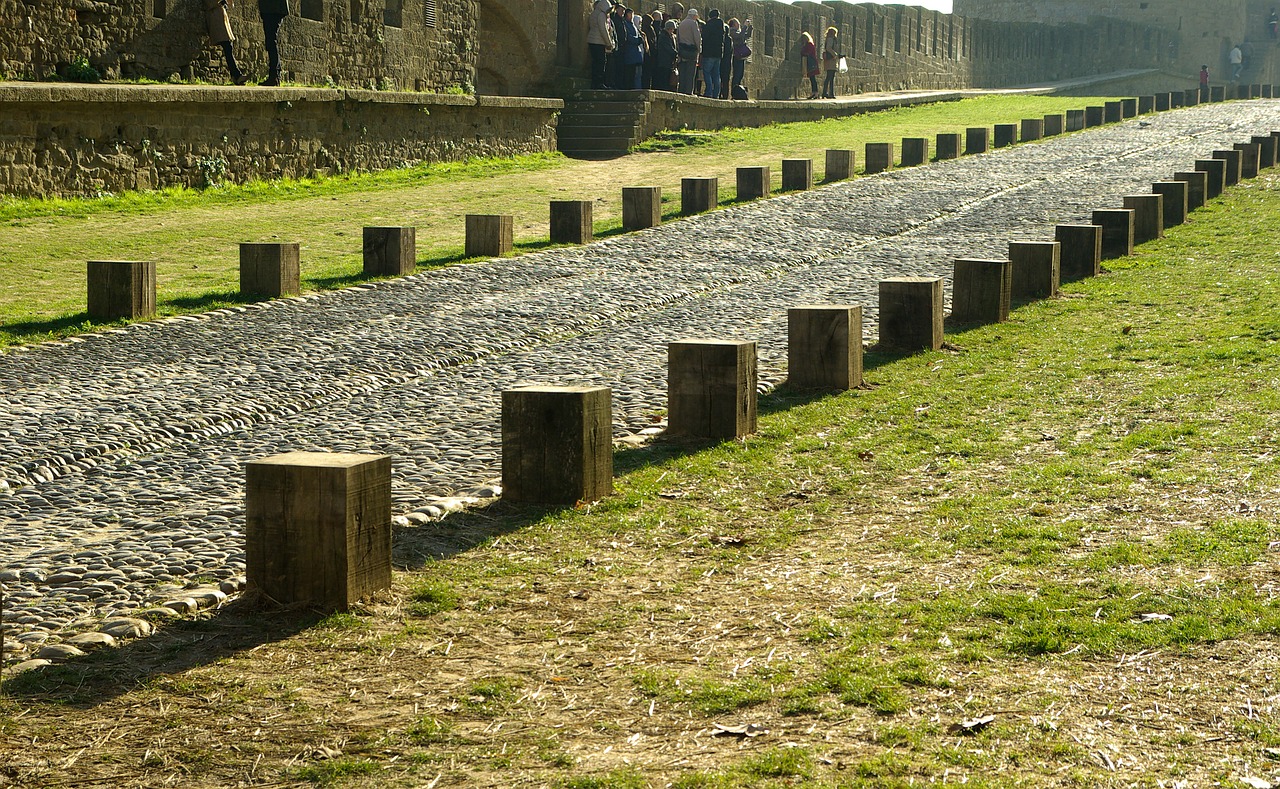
549;200;594;244
667;340;757;440
621;186;662;231
1123;194;1164;244
865;142;895;174
1195;158;1226;199
1065;109;1085;132
994;123;1017;147
951;259;1011;325
1251;135;1277;168
1043;114;1065;136
787;305;863;391
1008;241;1060;301
680;177;718;215
878;277;944;352
87;260;156;321
900;138;928;167
240;242;300;297
936;133;962;160
1092;209;1135;259
1212;149;1242;186
1055;224;1102;280
1085;106;1105;127
966;127;990;154
1138;95;1154;114
781;158;813;191
501;385;613;505
1020;118;1044;141
245;452;392;611
465;214;514;257
362;226;416;277
824;149;855;181
1232;142;1261;178
1104;101;1123;123
1173;170;1207;211
1151;181;1188;227
736;165;770;200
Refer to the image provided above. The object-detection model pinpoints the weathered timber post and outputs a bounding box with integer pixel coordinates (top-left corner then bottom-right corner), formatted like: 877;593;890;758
1020;118;1044;141
549;200;594;244
1008;241;1061;301
865;143;895;174
1211;149;1242;186
878;277;944;352
1120;98;1138;117
1104;101;1123;123
87;260;156;321
1265;85;1275;99
245;452;392;611
1151;182;1188;227
1210;85;1225;102
1138;95;1155;114
1085;106;1105;126
1043;114;1065;136
1065;109;1086;131
1173;171;1207;211
621;186;662;230
362;226;416;276
951;259;1011;325
1123;194;1164;244
465;214;514;257
1194;158;1226;199
1092;209;1136;259
1055;224;1102;280
1232;142;1261;178
966;127;990;154
824;149;855;181
1155;93;1171;111
736;166;770;200
667;340;758;440
787;305;863;391
681;177;718;215
781;159;813;191
936;133;962;160
994;123;1017;147
900;138;928;166
240;242;300;297
1171;91;1187;108
1250;135;1277;168
501;386;613;505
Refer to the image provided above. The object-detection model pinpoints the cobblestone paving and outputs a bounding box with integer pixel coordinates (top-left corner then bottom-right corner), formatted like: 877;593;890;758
3;102;1280;660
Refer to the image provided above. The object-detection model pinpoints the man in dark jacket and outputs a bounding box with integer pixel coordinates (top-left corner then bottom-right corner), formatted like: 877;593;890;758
700;8;725;99
258;0;289;86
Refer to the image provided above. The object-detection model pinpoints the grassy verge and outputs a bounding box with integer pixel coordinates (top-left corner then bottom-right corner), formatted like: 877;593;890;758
0;95;1114;349
2;161;1278;788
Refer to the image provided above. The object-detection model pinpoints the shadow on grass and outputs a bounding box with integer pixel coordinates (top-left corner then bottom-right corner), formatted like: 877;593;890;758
163;289;260;310
0;312;96;343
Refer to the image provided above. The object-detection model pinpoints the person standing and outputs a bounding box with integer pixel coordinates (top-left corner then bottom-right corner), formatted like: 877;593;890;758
800;31;819;100
620;8;644;90
677;8;701;95
257;0;289;86
1230;43;1243;81
205;0;247;85
700;8;725;99
654;18;678;91
821;26;839;98
1200;64;1210;99
729;17;752;98
587;0;616;89
1269;8;1278;39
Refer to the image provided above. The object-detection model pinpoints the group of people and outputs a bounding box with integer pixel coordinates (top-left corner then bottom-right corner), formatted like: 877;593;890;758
206;0;290;86
588;1;754;99
798;27;844;100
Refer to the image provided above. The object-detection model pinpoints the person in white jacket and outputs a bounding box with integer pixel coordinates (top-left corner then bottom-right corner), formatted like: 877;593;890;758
677;8;701;94
587;0;617;89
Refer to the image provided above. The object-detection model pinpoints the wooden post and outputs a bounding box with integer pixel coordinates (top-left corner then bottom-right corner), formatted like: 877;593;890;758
1173;171;1207;211
1043;114;1065;136
900;138;928;166
1151;181;1188;227
787;305;863;390
1020;118;1044;141
465;214;514;257
549;200;594;244
877;277;944;352
667;340;757;440
1103;101;1123;123
362;226;416;277
1211;149;1242;186
245;452;392;611
1265;85;1275;99
781;159;813;191
1122;194;1164;244
824;149;855;181
1065;109;1085;132
621;186;662;230
1008;241;1060;301
1085;106;1104;126
1232;142;1261;178
1194;158;1226;199
935;133;962;160
1171;91;1186;108
680;177;718;215
736;165;770;200
1185;88;1200;106
1250;135;1277;168
1210;85;1225;102
1154;93;1171;111
1055;224;1102;280
87;260;156;321
240;243;300;297
501;386;613;505
1251;83;1262;98
951;259;1011;325
993;123;1017;148
965;127;990;154
1092;209;1135;259
1120;98;1138;118
1138;95;1155;114
865;143;895;174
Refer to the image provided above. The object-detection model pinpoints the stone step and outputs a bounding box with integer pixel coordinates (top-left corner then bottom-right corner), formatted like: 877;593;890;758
561;100;650;115
569;89;656;102
558;137;634;157
558;111;646;126
556;124;642;141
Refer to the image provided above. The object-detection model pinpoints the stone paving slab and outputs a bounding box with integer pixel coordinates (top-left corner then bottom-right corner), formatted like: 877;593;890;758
3;102;1280;659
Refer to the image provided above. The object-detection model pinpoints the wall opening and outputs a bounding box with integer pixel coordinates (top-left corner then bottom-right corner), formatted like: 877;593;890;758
764;16;775;57
301;0;323;21
894;11;901;53
384;0;403;28
865;11;874;53
424;0;437;28
350;0;362;24
152;0;166;18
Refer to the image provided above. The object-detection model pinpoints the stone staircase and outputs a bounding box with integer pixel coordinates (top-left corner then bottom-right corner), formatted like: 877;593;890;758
556;90;652;159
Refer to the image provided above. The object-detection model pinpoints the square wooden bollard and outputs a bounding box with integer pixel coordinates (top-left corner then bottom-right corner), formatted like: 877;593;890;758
501;386;613;505
1194;158;1226;199
1211;149;1242;186
549;200;594;244
994;123;1017;148
1266;85;1276;99
621;186;662;231
1171;91;1186;108
1084;106;1105;127
1043;114;1065;136
900;138;928;166
680;177;718;215
465;214;514;257
736;166;770;200
1185;89;1201;106
878;277;944;352
824;149;855;181
1120;98;1138;118
781;159;813;191
362;226;416;277
1251;83;1263;98
951;259;1011;325
1103;101;1123;123
1055;224;1102;281
865;142;895;174
1211;85;1225;102
1174;171;1207;211
245;452;392;611
936;133;962;160
787;305;863;391
1155;92;1171;111
240;242;300;297
1251;135;1277;169
1138;95;1155;114
87;260;156;321
1092;209;1135;260
667;340;757;440
1009;241;1060;301
1232;142;1261;179
965;127;990;154
1122;194;1164;244
1151;181;1188;227
1065;109;1085;132
1020;118;1044;142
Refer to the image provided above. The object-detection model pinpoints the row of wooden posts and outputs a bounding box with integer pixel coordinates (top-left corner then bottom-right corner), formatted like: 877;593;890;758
83;85;1273;323
241;125;1280;611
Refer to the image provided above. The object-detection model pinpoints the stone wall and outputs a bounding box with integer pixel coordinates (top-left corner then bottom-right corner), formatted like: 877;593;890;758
0;83;560;198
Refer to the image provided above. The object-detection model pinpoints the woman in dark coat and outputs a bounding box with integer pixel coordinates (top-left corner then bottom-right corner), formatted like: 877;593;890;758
257;0;290;86
653;18;678;91
799;31;819;100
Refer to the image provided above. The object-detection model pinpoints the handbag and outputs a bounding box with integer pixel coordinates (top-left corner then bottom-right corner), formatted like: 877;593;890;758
733;42;751;59
838;56;848;74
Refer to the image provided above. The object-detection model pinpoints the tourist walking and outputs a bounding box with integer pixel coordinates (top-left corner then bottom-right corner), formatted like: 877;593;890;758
654;18;678;91
700;8;725;99
204;0;247;85
677;8;701;94
1230;43;1243;81
257;0;289;86
821;26;839;98
729;17;751;98
799;31;819;100
587;0;616;89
